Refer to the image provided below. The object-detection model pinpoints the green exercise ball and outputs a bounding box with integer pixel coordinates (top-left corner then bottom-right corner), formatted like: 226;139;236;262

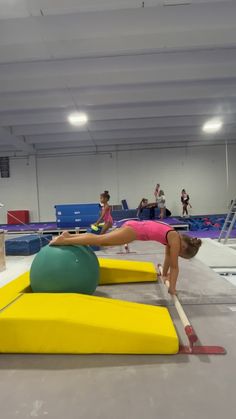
30;245;99;294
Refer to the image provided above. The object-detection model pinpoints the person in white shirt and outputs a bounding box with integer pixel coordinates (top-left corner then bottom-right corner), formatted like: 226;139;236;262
156;190;166;219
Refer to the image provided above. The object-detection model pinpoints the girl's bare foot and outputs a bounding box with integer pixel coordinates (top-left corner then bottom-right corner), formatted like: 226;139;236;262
50;231;71;246
50;235;68;246
61;231;71;238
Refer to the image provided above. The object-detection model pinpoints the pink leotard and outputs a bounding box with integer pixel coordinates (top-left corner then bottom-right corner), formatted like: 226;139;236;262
103;206;113;224
123;220;173;245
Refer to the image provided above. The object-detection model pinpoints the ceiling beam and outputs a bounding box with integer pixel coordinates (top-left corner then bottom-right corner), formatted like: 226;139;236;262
0;103;235;126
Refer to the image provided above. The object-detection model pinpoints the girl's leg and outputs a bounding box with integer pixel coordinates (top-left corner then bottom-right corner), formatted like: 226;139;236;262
100;222;112;235
185;204;188;215
50;227;137;247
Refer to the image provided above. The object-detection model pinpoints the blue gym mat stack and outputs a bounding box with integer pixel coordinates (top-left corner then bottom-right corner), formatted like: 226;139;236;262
55;204;101;228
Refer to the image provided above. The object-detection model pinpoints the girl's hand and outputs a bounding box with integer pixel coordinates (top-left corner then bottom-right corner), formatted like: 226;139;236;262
161;273;170;283
161;274;177;295
168;286;177;296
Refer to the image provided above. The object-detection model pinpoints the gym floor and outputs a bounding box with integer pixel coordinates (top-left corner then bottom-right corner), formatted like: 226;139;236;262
0;239;235;419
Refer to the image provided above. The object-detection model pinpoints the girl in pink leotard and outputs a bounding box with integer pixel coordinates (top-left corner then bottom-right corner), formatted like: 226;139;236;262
123;220;172;244
50;220;201;295
94;190;113;234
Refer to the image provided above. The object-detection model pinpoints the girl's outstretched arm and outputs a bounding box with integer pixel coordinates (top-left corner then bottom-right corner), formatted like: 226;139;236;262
166;233;181;295
162;246;170;277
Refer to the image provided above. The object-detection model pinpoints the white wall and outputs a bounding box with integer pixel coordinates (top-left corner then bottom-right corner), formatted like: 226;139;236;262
0;144;235;223
117;144;233;215
36;153;118;221
0;155;39;224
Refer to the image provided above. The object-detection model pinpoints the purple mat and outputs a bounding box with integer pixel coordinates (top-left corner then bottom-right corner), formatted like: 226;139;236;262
0;217;187;232
4;217;232;240
0;222;58;232
163;217;187;225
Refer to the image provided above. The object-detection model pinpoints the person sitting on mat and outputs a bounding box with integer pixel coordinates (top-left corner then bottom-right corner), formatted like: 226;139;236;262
50;220;202;295
137;198;148;217
137;198;157;219
181;189;192;217
94;190;113;234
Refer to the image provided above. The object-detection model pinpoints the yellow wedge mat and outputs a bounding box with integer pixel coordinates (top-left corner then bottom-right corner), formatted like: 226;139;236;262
98;258;157;284
0;258;157;309
0;261;177;354
0;273;30;311
0;292;178;354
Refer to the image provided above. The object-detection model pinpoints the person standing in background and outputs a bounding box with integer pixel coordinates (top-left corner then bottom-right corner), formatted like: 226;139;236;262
94;190;113;234
181;189;192;217
154;183;160;200
157;190;166;219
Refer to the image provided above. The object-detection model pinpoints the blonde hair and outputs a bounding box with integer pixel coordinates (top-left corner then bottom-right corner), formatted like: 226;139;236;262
181;235;202;259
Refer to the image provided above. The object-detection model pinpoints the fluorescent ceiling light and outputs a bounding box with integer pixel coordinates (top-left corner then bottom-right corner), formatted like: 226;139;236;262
202;118;223;134
68;112;88;126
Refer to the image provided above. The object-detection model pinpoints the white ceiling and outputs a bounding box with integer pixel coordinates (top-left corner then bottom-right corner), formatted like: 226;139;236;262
0;0;236;155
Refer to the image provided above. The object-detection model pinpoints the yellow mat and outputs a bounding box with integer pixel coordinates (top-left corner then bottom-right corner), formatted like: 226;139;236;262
0;265;178;354
0;291;178;354
0;273;30;311
98;258;157;284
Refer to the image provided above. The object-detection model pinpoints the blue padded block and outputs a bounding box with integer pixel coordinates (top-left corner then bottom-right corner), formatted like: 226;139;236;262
5;234;53;256
112;209;137;220
55;203;100;216
139;208;160;220
121;199;129;210
112;208;162;221
56;215;98;228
